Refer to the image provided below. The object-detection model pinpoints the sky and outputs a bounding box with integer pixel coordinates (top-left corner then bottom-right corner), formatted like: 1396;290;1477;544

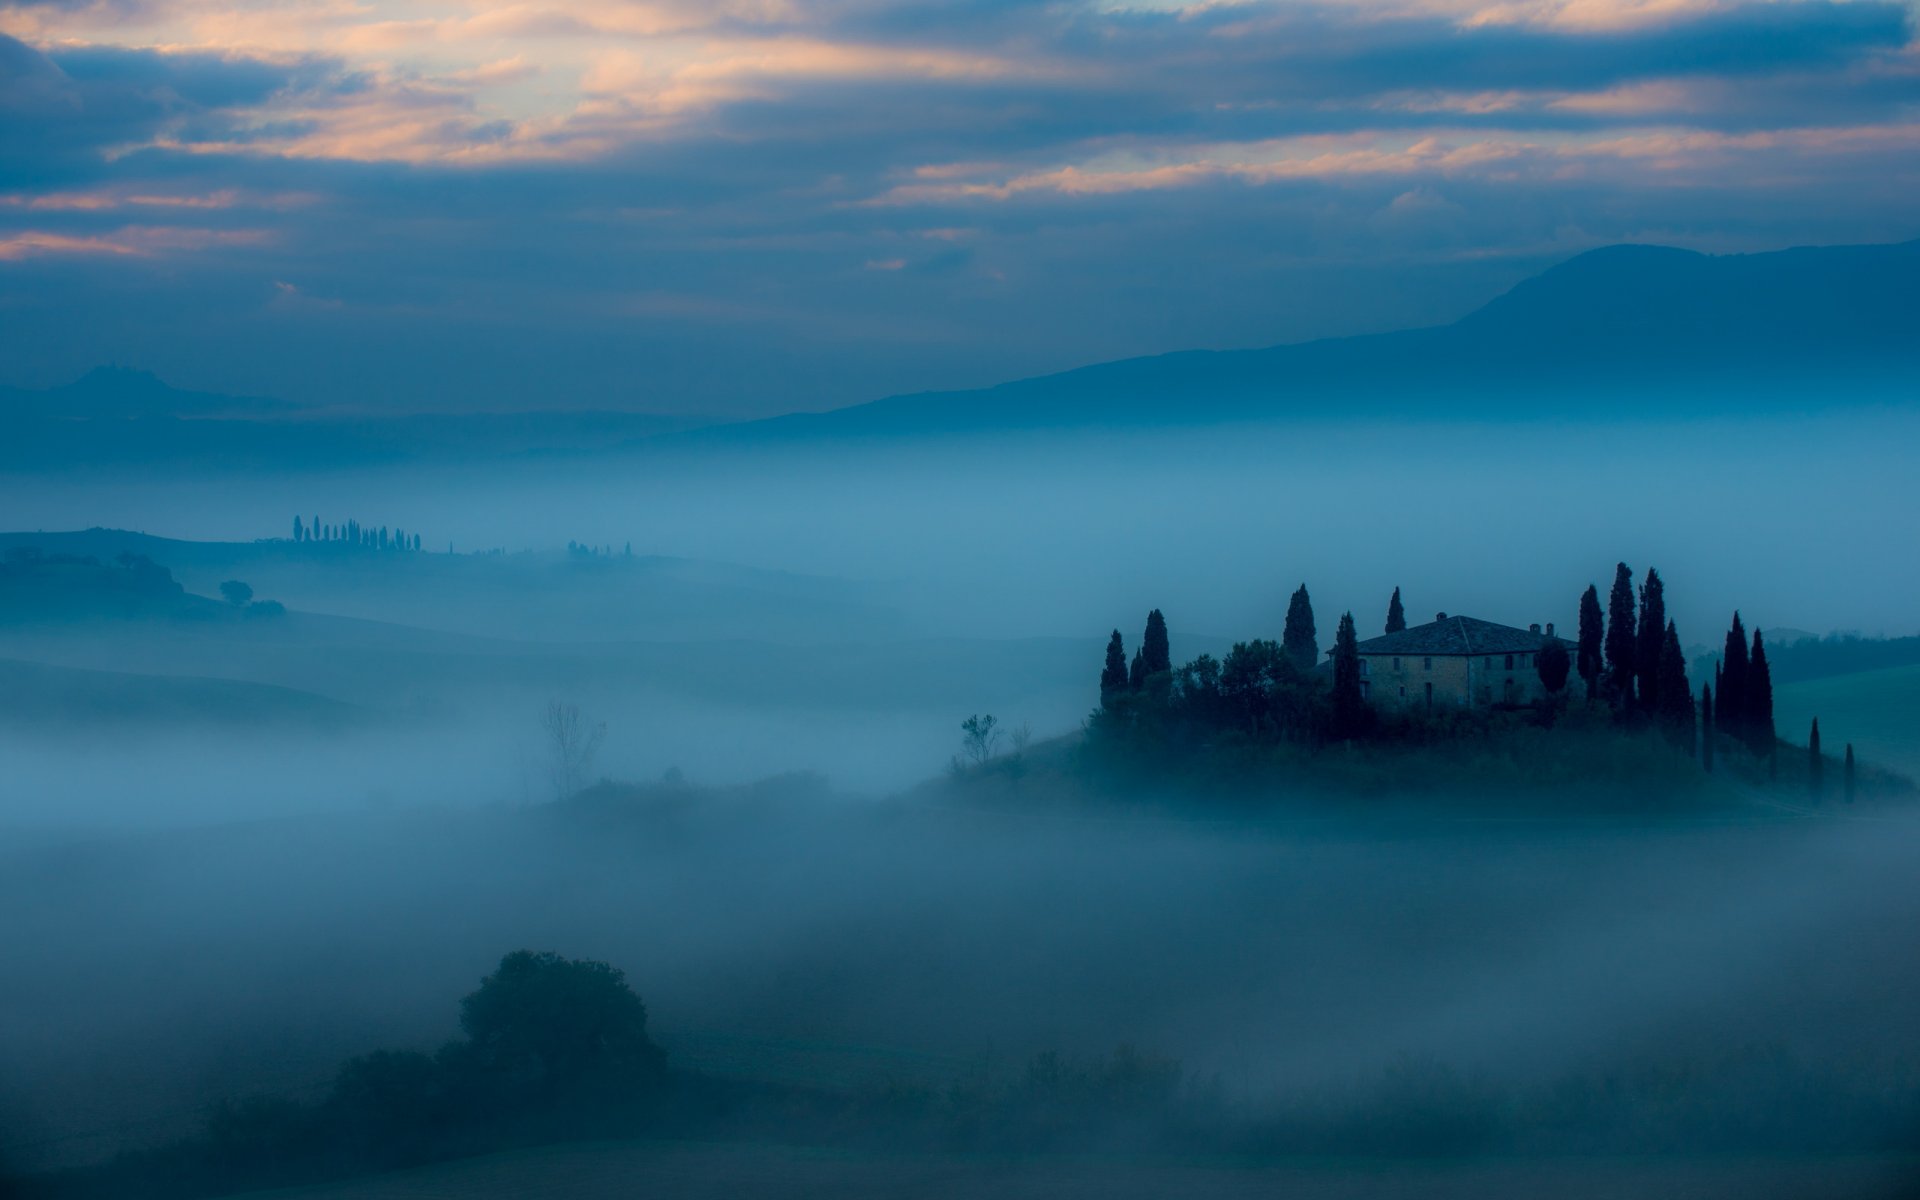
1;0;1916;416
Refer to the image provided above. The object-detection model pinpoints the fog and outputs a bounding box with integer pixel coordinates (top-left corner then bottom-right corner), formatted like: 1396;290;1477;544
3;407;1919;1197
7;795;1920;1173
8;409;1920;643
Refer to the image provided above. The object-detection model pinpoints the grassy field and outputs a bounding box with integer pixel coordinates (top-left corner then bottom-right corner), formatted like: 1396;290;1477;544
1776;663;1920;782
231;1140;1918;1200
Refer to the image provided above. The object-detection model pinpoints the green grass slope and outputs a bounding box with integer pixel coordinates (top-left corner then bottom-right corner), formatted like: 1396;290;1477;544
1775;663;1920;782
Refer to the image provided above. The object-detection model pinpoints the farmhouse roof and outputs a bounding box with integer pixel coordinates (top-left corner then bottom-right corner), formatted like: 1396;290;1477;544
1350;614;1573;657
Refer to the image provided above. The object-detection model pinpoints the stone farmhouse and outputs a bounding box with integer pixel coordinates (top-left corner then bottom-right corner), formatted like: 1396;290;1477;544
1344;613;1576;709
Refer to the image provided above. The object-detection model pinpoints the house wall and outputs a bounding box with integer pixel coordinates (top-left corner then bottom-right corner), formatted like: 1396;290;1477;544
1359;651;1550;709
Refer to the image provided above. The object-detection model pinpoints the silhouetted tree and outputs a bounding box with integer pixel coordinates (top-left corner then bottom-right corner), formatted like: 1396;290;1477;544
1719;613;1750;745
1635;568;1666;713
1385;587;1406;634
1657;620;1692;752
1099;630;1129;707
1536;639;1571;694
1808;717;1823;801
1747;630;1775;756
1128;648;1146;691
1142;609;1172;676
1282;585;1317;671
1845;744;1856;803
458;950;666;1096
1330;611;1367;739
1604;563;1636;709
541;701;605;799
219;579;253;607
959;714;1000;766
292;515;304;542
1576;584;1604;700
1700;683;1715;773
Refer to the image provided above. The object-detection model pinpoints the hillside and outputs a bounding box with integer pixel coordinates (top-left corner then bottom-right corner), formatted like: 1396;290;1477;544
698;240;1920;441
0;657;367;730
1775;664;1920;782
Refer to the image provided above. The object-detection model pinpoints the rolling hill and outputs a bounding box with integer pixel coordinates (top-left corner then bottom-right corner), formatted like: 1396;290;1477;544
696;239;1920;441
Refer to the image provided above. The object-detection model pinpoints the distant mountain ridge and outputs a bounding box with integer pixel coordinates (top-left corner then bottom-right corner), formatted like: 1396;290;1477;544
5;239;1914;468
703;239;1919;440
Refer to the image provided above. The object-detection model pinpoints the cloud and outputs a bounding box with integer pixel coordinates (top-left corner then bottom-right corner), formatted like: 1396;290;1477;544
0;0;1913;413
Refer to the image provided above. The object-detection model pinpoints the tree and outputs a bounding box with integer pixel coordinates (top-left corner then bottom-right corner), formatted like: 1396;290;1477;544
1282;584;1317;671
1746;629;1775;756
1330;611;1367;740
1128;648;1146;690
960;713;1000;765
1845;744;1856;803
219;579;253;607
1635;568;1666;713
1385;587;1406;634
1700;683;1715;773
458;950;665;1095
1099;630;1129;707
540;701;605;799
1142;609;1172;676
1576;584;1604;700
1808;717;1823;801
1604;563;1636;708
292;515;304;542
1657;621;1693;752
1536;639;1571;694
1719;613;1749;745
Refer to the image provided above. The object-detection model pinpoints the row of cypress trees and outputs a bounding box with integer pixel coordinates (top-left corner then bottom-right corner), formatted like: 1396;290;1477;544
292;515;422;551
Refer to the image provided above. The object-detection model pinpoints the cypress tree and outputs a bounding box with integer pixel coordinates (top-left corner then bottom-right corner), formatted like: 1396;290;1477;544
1635;568;1666;713
1142;610;1172;676
292;516;304;542
1657;621;1693;752
1844;744;1855;803
1385;587;1406;634
1576;585;1604;701
1129;648;1146;691
1099;631;1128;706
1700;683;1714;773
1282;585;1318;671
1746;630;1775;756
1330;612;1366;739
1604;563;1636;708
1719;613;1749;745
1808;718;1823;801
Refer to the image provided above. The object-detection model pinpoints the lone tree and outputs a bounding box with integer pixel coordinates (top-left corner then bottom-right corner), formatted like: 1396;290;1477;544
1719;613;1750;745
1700;683;1715;773
1808;717;1823;801
458;950;666;1096
219;579;253;607
1604;563;1637;709
960;713;1000;766
1635;568;1666;714
1536;639;1571;695
1746;629;1776;757
1844;744;1856;803
541;700;606;800
1576;584;1604;700
1330;611;1367;740
1099;631;1129;707
1142;609;1172;676
1282;585;1318;672
1657;621;1693;752
1385;587;1407;634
